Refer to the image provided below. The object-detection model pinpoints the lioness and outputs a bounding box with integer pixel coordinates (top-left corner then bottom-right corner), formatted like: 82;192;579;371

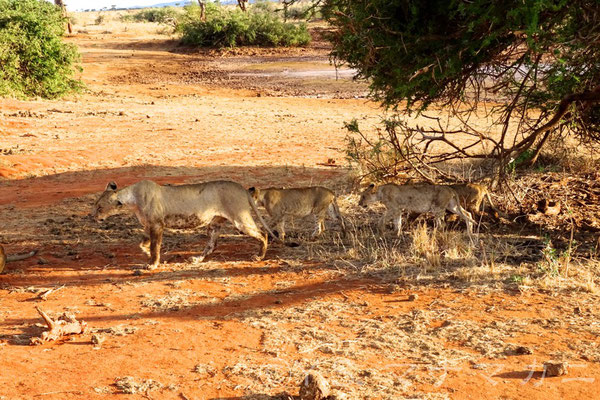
358;183;476;239
92;180;279;269
0;245;37;274
248;186;346;240
449;183;506;219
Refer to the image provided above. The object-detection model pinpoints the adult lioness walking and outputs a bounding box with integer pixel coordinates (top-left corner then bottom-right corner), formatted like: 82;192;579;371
358;183;476;241
92;180;278;269
248;186;346;240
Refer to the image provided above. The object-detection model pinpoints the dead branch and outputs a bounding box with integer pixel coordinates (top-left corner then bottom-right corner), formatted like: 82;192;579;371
513;85;600;165
31;306;87;345
35;285;66;301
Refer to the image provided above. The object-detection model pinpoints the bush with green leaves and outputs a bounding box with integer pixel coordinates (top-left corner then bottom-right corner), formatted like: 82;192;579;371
321;0;600;182
121;7;180;24
0;0;81;98
283;3;322;21
177;3;310;48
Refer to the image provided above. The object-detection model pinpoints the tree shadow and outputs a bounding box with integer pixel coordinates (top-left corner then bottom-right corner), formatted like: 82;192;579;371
494;370;544;380
0;273;374;331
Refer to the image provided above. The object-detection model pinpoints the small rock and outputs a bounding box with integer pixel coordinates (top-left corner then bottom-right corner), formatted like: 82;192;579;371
408;294;418;301
132;269;143;276
299;373;330;400
544;361;568;377
515;346;533;355
91;333;105;348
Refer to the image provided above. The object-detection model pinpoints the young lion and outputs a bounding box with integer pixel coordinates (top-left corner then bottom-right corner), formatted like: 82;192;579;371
358;183;476;240
92;180;279;269
248;186;346;241
450;183;506;219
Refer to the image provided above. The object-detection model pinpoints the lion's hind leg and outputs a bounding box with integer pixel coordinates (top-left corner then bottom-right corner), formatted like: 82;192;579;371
232;215;268;261
195;216;226;263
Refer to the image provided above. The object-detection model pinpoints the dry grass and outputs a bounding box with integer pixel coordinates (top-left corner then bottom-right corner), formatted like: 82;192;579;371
277;183;599;294
70;10;171;38
222;289;531;398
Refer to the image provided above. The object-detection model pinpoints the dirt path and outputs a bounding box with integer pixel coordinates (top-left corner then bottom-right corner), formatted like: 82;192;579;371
1;24;599;400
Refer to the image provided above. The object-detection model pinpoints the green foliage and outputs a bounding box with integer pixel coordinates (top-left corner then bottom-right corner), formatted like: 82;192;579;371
283;2;323;21
507;150;534;174
324;0;600;181
177;3;311;48
121;7;180;24
0;0;82;98
323;0;600;111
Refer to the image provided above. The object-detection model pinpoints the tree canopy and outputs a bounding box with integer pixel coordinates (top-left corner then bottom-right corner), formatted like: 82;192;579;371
321;0;600;179
0;0;81;98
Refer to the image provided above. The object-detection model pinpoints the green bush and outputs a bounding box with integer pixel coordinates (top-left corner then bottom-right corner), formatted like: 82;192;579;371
284;4;322;21
121;7;180;24
0;0;81;98
177;3;310;48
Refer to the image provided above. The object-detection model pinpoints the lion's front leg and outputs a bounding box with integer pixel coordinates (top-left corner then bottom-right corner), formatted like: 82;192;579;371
147;223;164;270
139;231;151;257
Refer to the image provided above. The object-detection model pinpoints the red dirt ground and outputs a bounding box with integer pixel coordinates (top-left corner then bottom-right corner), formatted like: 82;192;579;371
1;23;599;400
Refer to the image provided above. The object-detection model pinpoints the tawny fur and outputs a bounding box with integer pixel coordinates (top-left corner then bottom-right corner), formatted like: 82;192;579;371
93;180;278;269
358;183;476;240
248;186;346;241
450;183;506;218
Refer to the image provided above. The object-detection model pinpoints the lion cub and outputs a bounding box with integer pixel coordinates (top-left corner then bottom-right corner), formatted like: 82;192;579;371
248;186;346;240
450;183;506;219
358;183;476;240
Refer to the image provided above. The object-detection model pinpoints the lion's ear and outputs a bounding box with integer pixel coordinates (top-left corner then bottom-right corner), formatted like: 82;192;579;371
106;181;118;191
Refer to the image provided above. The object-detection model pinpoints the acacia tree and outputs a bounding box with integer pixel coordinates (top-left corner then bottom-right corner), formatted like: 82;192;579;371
321;0;600;183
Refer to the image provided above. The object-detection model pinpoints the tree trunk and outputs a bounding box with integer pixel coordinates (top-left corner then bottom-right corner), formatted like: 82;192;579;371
237;0;247;12
54;0;72;34
198;0;206;21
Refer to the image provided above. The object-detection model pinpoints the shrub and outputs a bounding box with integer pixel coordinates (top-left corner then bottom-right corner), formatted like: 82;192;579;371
284;3;322;21
177;3;310;48
121;7;180;24
94;14;105;25
0;0;82;98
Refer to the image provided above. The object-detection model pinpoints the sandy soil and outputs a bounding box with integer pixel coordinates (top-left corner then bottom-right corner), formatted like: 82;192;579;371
1;19;600;400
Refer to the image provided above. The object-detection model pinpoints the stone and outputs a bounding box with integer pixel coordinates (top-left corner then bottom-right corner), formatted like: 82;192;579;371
299;373;330;400
544;361;568;377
